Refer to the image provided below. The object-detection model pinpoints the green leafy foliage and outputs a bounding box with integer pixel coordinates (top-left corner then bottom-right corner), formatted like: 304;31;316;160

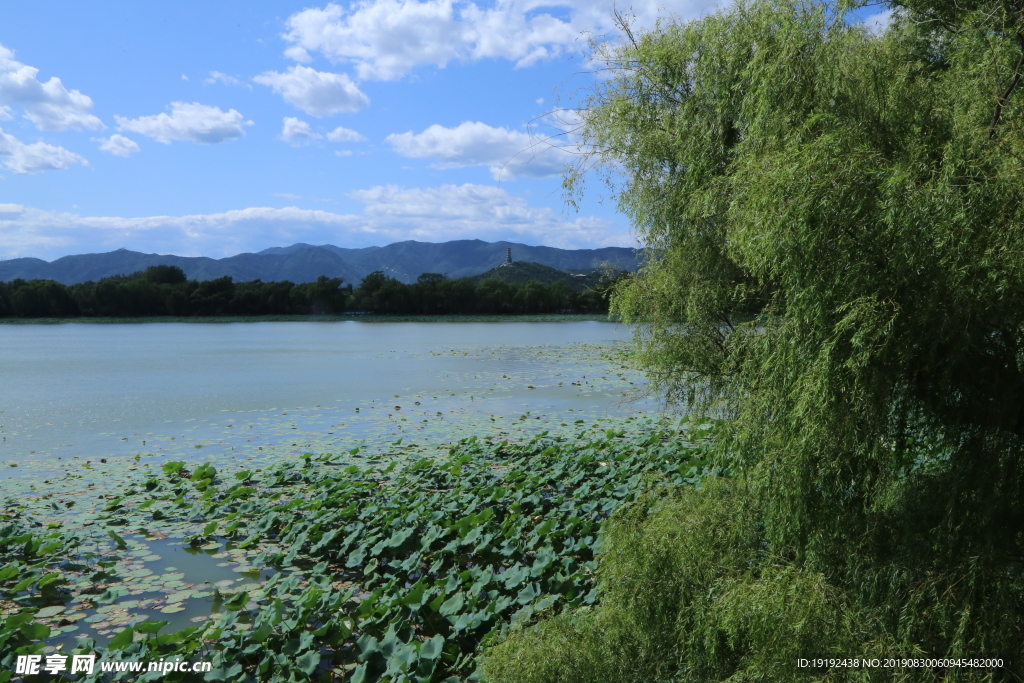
486;0;1024;679
0;418;711;682
0;515;80;677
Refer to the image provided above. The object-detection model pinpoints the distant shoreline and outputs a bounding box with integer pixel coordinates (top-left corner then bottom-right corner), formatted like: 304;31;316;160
0;313;621;325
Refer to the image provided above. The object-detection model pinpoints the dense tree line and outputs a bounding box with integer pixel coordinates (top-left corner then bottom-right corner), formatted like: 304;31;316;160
349;271;614;315
0;265;615;318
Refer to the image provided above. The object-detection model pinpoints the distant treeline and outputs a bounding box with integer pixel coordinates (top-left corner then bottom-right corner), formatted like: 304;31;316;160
0;265;619;318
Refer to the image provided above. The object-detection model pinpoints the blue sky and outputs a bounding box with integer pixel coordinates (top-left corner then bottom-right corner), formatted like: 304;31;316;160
0;1;890;261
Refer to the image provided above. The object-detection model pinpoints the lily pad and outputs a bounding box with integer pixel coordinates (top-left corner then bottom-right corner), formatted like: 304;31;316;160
37;606;66;618
159;604;185;614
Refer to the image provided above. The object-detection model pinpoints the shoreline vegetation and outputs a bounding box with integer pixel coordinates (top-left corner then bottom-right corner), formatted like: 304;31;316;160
0;263;626;321
0;313;620;325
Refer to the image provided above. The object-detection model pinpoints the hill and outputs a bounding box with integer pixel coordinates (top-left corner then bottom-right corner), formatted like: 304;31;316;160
0;240;642;285
468;261;609;290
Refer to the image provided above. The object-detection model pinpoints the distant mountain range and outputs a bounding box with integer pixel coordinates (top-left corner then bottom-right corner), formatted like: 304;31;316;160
0;240;643;286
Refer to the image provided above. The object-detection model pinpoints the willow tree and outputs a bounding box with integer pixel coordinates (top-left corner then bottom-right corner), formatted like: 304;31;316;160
484;0;1024;680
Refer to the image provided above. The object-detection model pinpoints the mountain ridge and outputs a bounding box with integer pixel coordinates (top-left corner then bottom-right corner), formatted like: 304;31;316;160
0;240;643;285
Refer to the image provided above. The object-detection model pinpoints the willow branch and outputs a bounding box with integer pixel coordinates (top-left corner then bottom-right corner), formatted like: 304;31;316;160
990;32;1024;137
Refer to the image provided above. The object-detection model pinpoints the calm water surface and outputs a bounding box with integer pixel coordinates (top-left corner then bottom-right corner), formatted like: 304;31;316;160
1;321;654;477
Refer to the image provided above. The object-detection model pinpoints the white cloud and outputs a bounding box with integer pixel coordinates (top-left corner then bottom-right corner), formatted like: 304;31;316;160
335;149;355;157
280;117;321;145
204;71;252;89
283;1;466;81
0;127;88;174
283;46;313;63
280;0;713;81
0;42;104;130
386;120;572;179
0;184;630;260
253;65;369;117
181;74;189;81
95;134;140;157
278;118;367;147
0;105;12;120
326;126;366;142
115;102;253;144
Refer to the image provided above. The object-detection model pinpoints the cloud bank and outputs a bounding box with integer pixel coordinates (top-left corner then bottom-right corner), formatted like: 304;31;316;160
0;183;631;261
281;0;717;81
387;120;572;179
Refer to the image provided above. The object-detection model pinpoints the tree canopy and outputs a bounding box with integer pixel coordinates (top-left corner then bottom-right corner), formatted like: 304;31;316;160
0;268;614;318
484;0;1024;679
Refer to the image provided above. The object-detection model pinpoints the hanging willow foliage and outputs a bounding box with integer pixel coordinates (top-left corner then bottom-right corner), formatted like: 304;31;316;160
483;0;1024;680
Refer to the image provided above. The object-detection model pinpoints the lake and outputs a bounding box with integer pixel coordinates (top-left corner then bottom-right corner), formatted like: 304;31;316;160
0;321;655;479
0;320;671;654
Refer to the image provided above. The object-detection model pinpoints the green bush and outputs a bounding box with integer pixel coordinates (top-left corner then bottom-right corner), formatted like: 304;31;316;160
484;0;1024;677
485;477;1023;681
